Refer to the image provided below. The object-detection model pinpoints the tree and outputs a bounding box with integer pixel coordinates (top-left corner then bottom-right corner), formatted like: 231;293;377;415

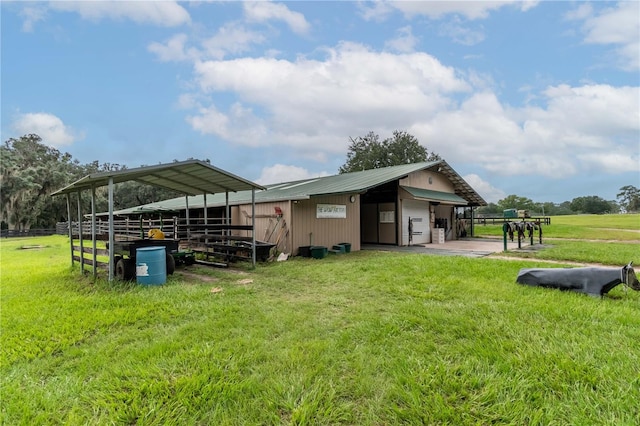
1;134;84;230
339;130;440;173
569;196;616;214
496;195;537;212
617;185;640;213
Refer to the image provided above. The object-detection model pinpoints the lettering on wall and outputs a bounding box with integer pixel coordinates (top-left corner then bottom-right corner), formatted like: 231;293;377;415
316;204;347;219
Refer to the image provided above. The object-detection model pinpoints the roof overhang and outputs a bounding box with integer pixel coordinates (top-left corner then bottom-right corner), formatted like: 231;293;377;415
427;161;487;206
401;186;468;205
51;159;265;197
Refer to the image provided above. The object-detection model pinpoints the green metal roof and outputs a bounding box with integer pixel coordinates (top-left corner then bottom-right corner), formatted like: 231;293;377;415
105;160;486;216
52;159;265;197
401;186;468;205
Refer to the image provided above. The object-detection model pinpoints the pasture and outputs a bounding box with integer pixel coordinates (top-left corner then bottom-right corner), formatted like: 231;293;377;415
1;215;639;424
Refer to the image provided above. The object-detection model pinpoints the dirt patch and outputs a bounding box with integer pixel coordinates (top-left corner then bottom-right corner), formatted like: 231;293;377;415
175;270;219;283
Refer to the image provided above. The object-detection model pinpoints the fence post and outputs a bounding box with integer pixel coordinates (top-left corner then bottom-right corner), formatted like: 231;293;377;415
502;223;508;252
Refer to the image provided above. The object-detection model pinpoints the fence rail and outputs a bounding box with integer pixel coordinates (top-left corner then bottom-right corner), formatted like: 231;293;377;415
1;229;57;238
474;216;551;225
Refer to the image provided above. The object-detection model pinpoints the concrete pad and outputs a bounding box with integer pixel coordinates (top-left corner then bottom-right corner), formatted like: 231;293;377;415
362;238;533;258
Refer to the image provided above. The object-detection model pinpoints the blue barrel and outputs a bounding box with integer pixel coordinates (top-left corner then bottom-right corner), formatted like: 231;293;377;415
136;247;166;285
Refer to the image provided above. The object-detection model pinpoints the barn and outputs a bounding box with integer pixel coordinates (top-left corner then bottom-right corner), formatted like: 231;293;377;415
112;160;486;256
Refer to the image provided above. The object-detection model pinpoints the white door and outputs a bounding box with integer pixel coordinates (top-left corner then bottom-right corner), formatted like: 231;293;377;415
402;199;430;245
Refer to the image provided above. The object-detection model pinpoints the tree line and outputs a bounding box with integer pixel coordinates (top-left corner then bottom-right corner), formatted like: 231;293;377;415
476;191;640;217
1;133;638;230
1;134;182;230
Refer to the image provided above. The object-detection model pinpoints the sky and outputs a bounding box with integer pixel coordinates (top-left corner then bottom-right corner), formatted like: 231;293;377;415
1;1;639;204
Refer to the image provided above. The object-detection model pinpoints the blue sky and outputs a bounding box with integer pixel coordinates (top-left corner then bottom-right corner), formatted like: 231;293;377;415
2;1;639;204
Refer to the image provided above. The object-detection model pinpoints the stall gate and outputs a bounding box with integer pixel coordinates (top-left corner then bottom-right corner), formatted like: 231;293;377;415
402;199;430;245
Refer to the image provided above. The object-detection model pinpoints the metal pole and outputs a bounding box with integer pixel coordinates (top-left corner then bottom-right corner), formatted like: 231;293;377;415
108;178;115;281
203;193;208;244
503;223;508;252
66;194;73;266
225;191;230;238
470;206;475;237
252;188;256;268
77;191;84;274
185;195;190;242
91;186;97;278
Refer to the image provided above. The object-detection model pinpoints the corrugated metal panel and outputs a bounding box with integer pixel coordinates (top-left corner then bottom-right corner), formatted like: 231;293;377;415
52;159;264;197
291;195;359;254
401;186;468;205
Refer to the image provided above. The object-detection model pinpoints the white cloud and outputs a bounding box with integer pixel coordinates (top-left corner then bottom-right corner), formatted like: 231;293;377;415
462;174;506;203
187;42;469;157
12;113;83;147
19;5;47;32
578;151;640;174
385;26;419;53
148;24;266;62
256;164;330;185
49;1;190;27
148;33;191;62
200;23;266;60
181;42;636;182
570;1;640;71
438;17;485;46
417;84;639;179
361;1;538;21
186;102;269;146
243;1;310;35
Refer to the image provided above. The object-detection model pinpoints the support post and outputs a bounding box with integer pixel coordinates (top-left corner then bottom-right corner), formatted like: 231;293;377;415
108;178;115;281
77;191;84;274
185;195;190;242
530;224;534;246
502;222;508;252
251;188;256;268
539;223;543;244
91;185;97;278
66;194;73;266
225;191;230;238
203;193;208;244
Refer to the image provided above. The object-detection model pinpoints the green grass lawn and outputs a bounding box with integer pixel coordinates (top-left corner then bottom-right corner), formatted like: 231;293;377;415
2;233;640;425
475;214;639;265
475;213;640;241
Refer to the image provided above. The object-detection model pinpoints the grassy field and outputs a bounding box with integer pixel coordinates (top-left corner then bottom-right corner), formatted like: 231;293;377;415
1;216;640;425
476;214;640;265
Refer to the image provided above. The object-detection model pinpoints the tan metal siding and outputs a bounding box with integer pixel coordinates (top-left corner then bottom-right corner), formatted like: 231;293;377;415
378;202;396;244
235;201;293;252
291;194;360;253
400;170;454;192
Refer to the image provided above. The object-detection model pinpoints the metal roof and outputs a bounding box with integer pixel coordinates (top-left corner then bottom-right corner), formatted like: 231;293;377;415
105;160;486;216
51;159;265;197
401;186;468;205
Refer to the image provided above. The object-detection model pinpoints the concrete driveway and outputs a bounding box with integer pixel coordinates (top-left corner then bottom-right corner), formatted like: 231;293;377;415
362;238;533;258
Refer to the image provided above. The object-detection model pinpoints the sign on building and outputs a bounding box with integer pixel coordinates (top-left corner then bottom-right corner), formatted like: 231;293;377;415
316;204;347;219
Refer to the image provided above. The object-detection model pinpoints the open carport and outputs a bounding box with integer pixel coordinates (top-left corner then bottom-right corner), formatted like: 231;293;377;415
51;160;265;281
